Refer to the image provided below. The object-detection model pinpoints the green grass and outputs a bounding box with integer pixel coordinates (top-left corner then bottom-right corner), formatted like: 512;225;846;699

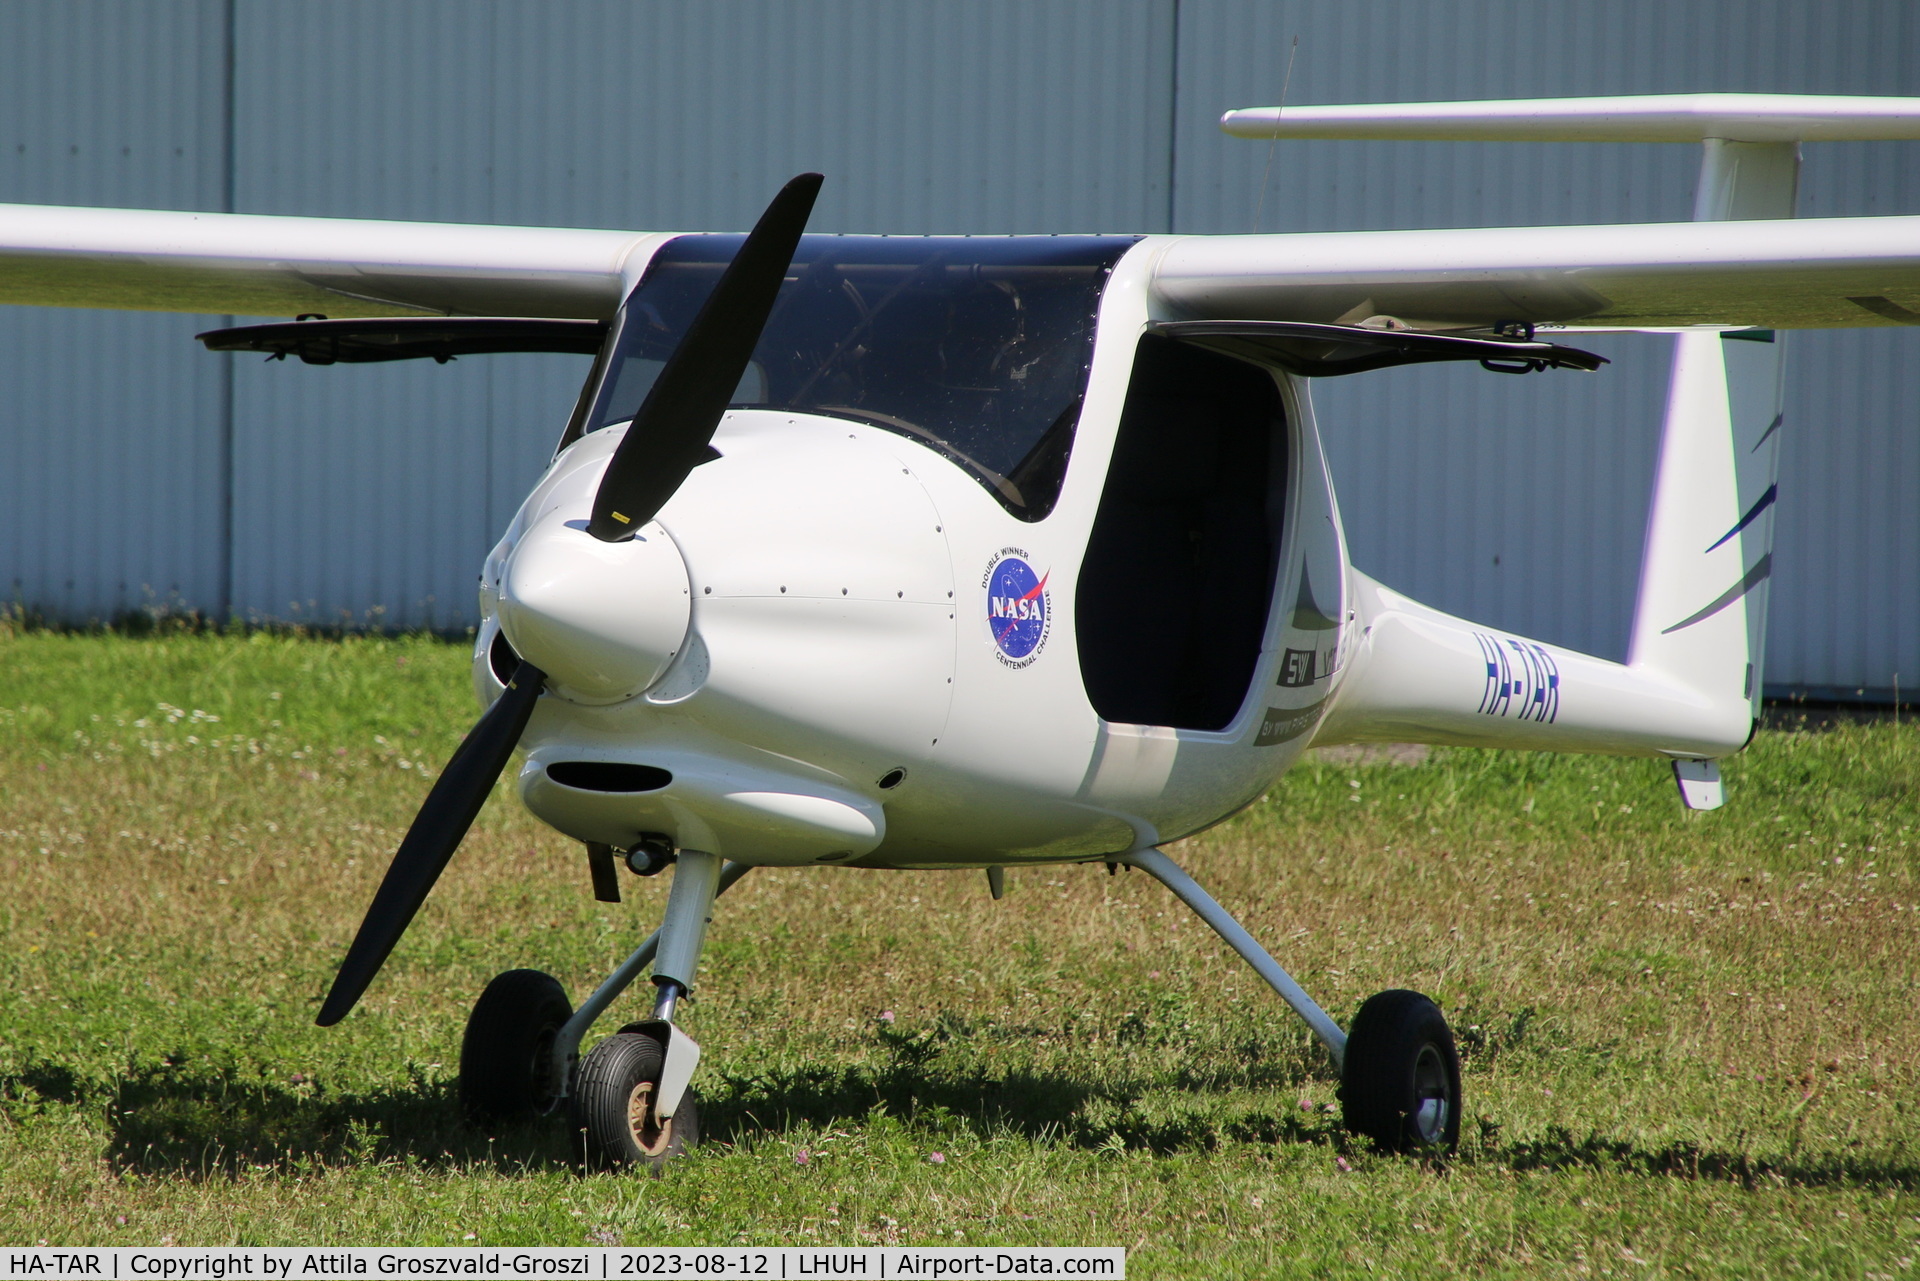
2;627;1917;1276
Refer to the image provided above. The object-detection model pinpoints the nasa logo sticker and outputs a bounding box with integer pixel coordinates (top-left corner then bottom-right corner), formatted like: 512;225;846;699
983;547;1051;668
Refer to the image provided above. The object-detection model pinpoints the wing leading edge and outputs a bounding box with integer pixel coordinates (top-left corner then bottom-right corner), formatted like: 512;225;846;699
0;202;655;319
1151;215;1920;332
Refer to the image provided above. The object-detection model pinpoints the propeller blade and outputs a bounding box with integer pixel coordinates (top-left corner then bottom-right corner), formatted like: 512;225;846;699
316;660;547;1026
588;172;823;541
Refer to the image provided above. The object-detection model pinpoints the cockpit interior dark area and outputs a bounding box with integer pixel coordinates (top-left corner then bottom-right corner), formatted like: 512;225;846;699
1077;336;1288;732
587;234;1136;519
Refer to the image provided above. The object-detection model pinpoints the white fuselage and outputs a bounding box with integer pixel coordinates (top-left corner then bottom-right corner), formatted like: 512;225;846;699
476;240;1343;868
474;219;1766;872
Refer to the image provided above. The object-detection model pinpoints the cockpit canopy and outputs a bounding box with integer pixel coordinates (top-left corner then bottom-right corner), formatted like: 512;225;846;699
584;234;1137;520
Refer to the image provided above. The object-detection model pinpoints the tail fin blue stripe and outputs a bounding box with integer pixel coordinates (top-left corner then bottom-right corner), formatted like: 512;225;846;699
1705;483;1777;553
1661;553;1773;635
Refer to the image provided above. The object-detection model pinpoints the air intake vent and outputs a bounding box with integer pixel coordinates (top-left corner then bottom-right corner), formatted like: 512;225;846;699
489;628;521;686
546;761;673;793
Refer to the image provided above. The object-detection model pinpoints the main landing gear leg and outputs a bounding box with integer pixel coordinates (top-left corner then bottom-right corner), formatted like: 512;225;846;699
1121;848;1347;1063
1120;847;1460;1154
570;850;728;1170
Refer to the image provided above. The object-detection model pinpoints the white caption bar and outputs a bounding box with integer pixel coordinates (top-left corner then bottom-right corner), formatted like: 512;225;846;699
2;1247;1125;1280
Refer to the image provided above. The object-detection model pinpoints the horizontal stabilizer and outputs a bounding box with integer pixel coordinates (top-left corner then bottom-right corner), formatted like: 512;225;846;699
1221;93;1920;143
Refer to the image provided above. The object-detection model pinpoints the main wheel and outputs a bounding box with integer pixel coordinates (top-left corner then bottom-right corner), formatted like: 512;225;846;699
458;969;572;1125
1339;989;1461;1154
570;1031;701;1171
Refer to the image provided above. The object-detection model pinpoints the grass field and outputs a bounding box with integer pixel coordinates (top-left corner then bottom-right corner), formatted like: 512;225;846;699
1;626;1916;1276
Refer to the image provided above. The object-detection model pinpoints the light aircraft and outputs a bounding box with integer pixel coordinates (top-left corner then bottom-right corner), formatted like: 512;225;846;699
5;92;1920;1169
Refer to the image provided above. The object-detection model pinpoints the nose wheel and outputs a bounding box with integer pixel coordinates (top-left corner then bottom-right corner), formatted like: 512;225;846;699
570;1030;701;1170
1339;989;1462;1153
458;969;573;1124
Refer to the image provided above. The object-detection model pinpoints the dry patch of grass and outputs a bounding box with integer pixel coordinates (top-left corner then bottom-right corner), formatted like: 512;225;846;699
1;629;1917;1275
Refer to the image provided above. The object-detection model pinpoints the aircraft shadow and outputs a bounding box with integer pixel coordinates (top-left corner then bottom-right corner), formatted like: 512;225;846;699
703;1059;1346;1156
702;1019;1345;1156
43;1060;577;1178
26;1051;1339;1176
709;1061;1920;1189
707;1021;1920;1189
11;1055;1912;1189
1489;1124;1920;1191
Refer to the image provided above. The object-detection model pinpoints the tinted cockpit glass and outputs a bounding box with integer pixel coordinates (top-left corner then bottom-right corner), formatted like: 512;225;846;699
586;234;1135;520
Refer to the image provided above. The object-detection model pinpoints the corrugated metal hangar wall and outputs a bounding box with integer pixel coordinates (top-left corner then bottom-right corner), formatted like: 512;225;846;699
2;1;1916;699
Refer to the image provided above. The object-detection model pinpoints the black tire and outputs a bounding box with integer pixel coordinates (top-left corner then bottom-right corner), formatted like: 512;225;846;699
570;1032;701;1171
1339;988;1462;1154
458;969;572;1125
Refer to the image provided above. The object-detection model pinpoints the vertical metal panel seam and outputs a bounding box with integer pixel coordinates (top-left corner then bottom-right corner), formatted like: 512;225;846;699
218;0;237;620
1166;0;1181;232
485;0;500;557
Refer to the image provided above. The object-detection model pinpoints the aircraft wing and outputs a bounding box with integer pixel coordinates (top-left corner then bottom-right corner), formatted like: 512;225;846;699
1151;215;1920;331
0;202;652;319
1;201;1917;331
1192;92;1920;331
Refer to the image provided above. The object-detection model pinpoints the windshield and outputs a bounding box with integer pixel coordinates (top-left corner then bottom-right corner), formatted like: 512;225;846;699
586;234;1135;520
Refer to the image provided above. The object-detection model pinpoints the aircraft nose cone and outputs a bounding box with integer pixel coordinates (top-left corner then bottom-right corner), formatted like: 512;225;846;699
497;513;692;703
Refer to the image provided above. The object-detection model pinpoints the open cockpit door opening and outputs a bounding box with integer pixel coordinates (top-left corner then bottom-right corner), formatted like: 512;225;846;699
1075;317;1602;737
1077;335;1289;732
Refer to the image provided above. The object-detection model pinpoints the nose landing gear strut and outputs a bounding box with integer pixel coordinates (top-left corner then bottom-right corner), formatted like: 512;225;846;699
456;851;750;1170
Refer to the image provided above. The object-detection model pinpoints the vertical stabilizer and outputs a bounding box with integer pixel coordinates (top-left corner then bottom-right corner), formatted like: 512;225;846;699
1224;98;1920;779
1626;141;1792;743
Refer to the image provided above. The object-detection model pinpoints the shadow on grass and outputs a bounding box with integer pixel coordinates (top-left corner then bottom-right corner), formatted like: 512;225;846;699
11;1049;1917;1190
708;1028;1920;1189
3;1058;575;1178
706;1059;1343;1155
4;1044;1336;1176
703;1021;1341;1156
1488;1124;1920;1191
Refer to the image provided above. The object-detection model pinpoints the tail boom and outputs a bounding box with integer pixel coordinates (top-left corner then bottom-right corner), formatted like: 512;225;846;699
1314;573;1751;758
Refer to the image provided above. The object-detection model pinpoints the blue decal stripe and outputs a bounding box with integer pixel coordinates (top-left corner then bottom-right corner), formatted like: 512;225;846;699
1750;412;1783;453
1705;483;1777;553
1474;631;1500;714
1661;553;1773;635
